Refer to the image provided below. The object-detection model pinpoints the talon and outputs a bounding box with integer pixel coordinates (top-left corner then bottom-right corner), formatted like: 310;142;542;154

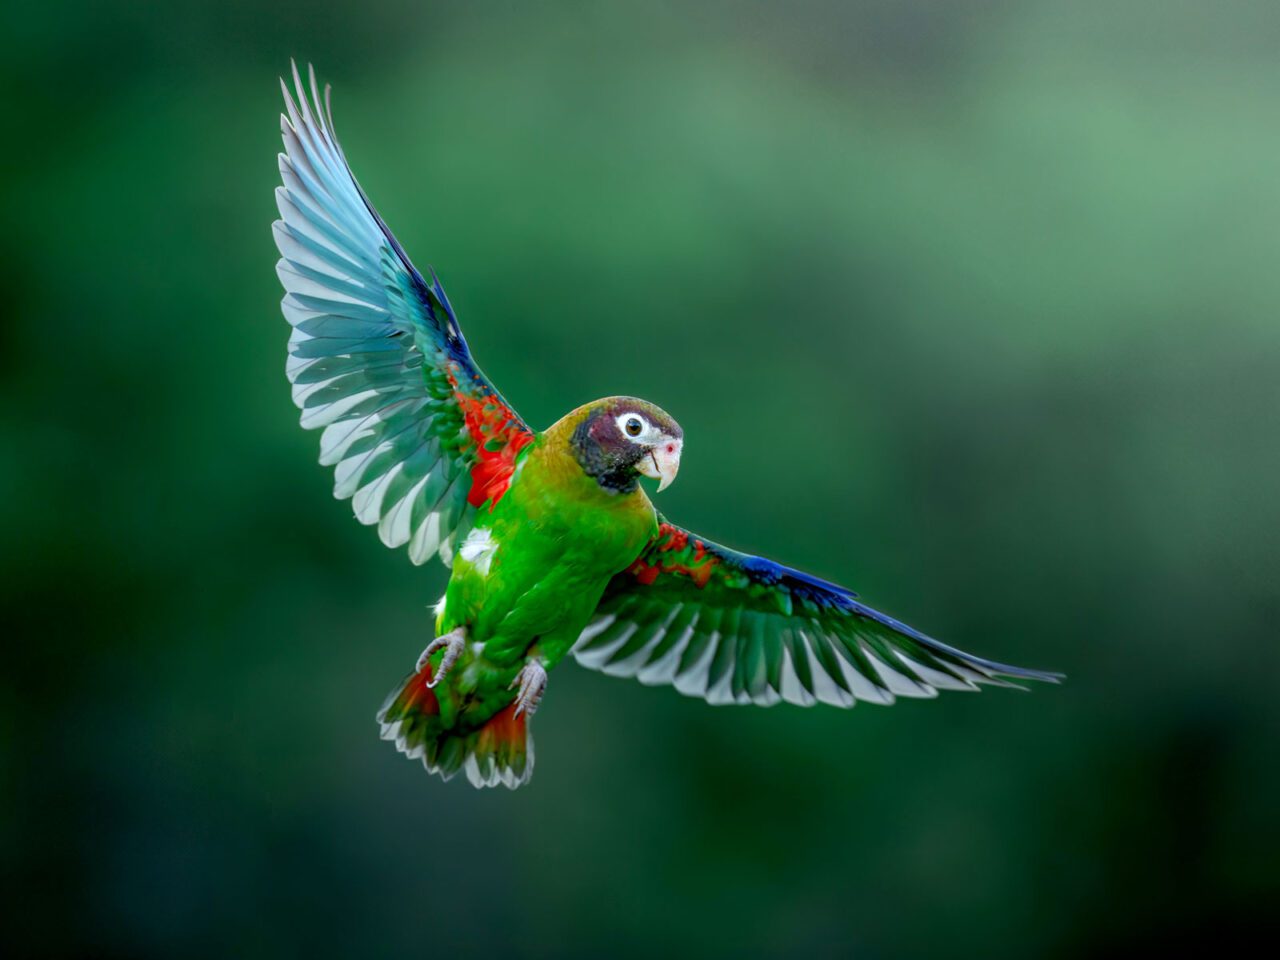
417;626;466;688
510;659;548;718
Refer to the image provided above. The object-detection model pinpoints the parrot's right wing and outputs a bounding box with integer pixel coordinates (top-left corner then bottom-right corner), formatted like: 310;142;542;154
273;63;533;566
573;519;1062;707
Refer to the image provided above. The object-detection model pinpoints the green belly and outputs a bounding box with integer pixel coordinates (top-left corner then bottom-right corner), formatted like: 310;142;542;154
431;444;656;728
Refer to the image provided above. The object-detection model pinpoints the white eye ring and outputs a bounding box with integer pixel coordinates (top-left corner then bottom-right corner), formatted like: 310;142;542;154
616;413;649;442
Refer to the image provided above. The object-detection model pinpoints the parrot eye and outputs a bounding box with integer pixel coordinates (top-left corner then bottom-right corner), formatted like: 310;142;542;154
614;411;652;443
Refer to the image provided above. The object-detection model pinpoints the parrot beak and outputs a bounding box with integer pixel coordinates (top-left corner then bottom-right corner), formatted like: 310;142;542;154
638;437;682;492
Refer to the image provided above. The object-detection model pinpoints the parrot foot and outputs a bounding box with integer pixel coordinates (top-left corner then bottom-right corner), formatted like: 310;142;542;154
418;626;466;688
510;658;548;718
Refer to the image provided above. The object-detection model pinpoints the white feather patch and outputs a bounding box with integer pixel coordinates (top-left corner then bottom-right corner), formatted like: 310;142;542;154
459;528;498;576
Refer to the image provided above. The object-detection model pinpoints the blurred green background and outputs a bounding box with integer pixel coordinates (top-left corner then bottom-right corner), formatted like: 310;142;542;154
4;1;1278;956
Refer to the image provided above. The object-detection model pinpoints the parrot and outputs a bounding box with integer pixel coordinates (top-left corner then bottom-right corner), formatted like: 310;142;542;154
271;64;1061;790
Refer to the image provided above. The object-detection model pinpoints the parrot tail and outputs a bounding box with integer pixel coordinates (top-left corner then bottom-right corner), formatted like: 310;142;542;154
377;665;534;790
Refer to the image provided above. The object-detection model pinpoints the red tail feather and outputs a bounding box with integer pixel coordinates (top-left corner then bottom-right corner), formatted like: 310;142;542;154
377;665;533;789
395;664;441;717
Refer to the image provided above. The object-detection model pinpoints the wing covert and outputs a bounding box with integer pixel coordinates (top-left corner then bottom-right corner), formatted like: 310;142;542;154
273;63;533;565
573;519;1062;707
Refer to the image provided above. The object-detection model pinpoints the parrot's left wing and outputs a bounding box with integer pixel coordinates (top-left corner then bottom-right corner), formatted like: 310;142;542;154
573;519;1061;707
273;64;533;566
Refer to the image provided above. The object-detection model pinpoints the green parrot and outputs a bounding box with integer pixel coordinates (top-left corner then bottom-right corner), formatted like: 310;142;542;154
272;64;1061;789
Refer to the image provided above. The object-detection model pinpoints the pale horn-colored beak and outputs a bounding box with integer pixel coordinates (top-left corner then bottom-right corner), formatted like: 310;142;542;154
638;437;682;492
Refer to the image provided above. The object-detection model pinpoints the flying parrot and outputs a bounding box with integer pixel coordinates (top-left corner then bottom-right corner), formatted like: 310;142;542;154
271;64;1061;790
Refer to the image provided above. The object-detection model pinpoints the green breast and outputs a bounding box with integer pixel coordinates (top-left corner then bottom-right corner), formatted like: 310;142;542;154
443;436;657;651
430;435;657;731
513;436;657;567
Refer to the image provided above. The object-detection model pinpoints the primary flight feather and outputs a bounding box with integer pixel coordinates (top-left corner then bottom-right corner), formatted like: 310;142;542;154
272;64;1061;789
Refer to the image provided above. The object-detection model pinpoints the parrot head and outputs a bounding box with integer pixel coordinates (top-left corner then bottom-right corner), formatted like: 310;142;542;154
567;397;683;494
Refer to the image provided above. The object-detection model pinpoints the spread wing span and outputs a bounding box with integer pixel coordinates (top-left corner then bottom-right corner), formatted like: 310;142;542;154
273;63;532;566
574;519;1062;707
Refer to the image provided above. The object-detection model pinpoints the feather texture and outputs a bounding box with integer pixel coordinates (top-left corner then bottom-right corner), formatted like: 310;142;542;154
574;519;1062;708
273;62;532;565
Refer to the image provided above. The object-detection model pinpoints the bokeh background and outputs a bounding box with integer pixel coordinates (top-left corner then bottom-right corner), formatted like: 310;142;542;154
4;1;1278;956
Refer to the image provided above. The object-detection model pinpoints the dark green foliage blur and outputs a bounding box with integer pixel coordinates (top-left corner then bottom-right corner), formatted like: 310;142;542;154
3;1;1278;956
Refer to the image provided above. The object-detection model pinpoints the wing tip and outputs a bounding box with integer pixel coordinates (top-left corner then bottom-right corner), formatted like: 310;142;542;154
980;656;1065;682
978;663;1065;689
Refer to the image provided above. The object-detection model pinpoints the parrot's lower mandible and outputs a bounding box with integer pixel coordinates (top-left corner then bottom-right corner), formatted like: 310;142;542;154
271;63;1062;789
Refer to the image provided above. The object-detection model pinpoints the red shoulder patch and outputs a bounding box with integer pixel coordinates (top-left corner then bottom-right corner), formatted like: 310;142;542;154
448;366;534;510
626;522;719;589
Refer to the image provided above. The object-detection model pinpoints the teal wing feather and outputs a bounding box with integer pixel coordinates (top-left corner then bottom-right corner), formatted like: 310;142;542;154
273;63;532;565
573;518;1062;707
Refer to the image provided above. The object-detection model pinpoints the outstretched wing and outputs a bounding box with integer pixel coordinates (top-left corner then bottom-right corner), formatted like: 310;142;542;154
573;520;1062;707
273;63;533;565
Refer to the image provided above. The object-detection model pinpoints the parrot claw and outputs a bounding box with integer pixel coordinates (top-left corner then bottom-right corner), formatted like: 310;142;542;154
510;659;548;718
418;626;466;687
